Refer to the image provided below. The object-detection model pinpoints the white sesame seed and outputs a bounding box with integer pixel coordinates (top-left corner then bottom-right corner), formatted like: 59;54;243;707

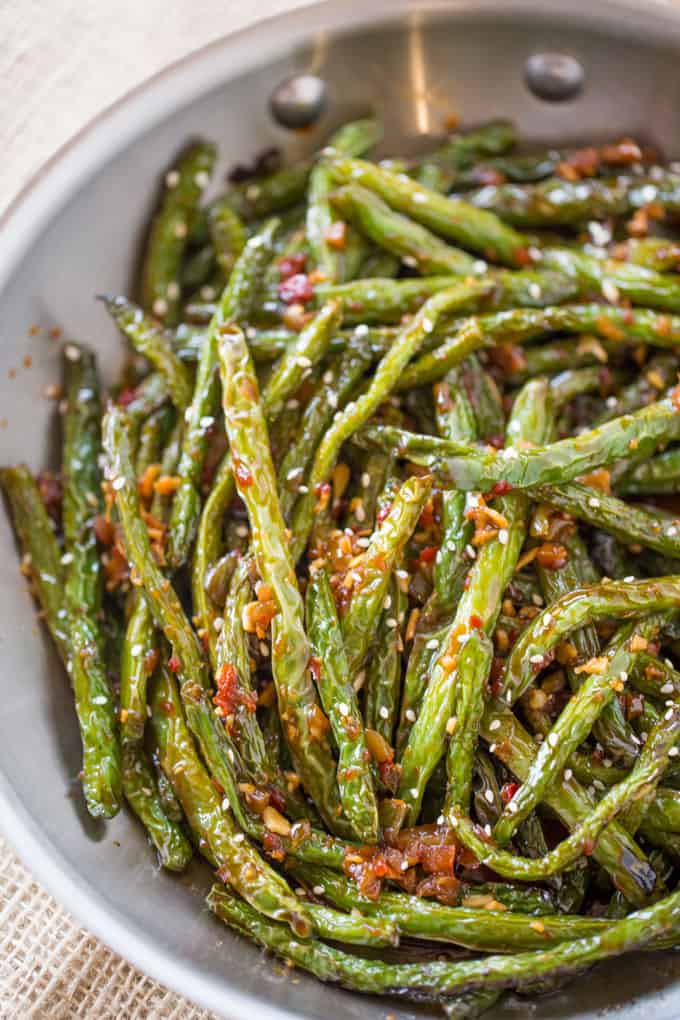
213;618;224;632
383;595;392;610
605;395;618;409
661;682;675;694
130;643;143;656
194;170;210;189
548;732;559;748
259;641;269;656
410;788;419;798
473;259;488;274
356;537;370;548
323;370;334;384
286;398;300;410
623;575;635;583
338;703;349;717
666;708;675;720
405;708;416;723
437;814;445;826
379;706;389;720
543;613;553;626
426;638;439;650
489;719;501;731
532;594;544;607
497;528;509;546
92;695;107;705
670;747;679;757
199;415;215;429
298;485;309;494
235;524;249;538
386;617;398;629
402;255;418;268
619;671;628;682
530;653;544;665
465;543;476;559
165;170;180;189
564;768;573;781
60;552;74;565
296;355;312;369
353;671;366;691
588;496;601;508
484;788;494;804
528;282;541;301
173;221;188;239
354;324;369;338
112;476;125;491
200;285;216;301
355;504;366;523
361;472;371;488
602;279;620;304
313;885;324;896
422;317;434;334
152;297;168;317
64;343;81;362
484;823;492;836
506;801;519;815
166;281;180;301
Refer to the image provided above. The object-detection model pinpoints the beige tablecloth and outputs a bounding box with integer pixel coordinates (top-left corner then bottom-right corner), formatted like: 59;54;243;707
0;2;311;1016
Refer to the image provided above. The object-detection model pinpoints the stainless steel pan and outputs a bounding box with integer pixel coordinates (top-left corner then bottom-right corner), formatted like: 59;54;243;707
1;2;680;1017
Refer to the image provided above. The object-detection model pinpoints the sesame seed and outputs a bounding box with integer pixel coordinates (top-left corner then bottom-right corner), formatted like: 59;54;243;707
323;370;334;384
194;170;210;189
497;528;509;546
130;643;143;656
623;575;635;583
361;472;371;488
354;324;369;338
355;504;366;523
564;768;573;781
112;476;125;491
489;719;501;731
532;594;544;607
166;281;180;301
405;708;416;722
506;801;519;814
353;671;366;691
259;642;269;656
484;788;494;804
296;355;312;369
410;787;419;798
619;671;628;682
312;885;324;896
543;613;553;626
64;344;81;362
338;702;349;716
383;595;392;610
484;824;492;836
530;653;544;664
465;544;476;559
661;682;675;694
602;279;620;304
437;814;445;825
152;298;168;317
328;392;338;408
670;747;679;757
528;282;541;300
213;618;224;632
235;524;249;538
605;395;618;408
473;259;488;274
173;221;188;239
386;617;398;629
548;732;559;748
92;695;107;705
356;537;370;548
588;496;601;508
426;638;439;650
201;285;216;301
666;708;675;720
286;398;300;410
298;485;309;494
200;415;214;429
379;706;389;719
422;317;434;334
165;170;180;188
413;192;427;204
60;552;74;565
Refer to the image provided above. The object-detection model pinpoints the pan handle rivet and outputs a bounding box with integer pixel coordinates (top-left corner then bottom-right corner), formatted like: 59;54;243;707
269;74;328;129
525;52;584;102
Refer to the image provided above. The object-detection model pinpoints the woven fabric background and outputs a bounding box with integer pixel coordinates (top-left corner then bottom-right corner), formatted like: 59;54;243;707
0;2;310;1016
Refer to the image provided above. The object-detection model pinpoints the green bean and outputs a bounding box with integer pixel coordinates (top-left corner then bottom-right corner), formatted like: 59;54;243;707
262;299;342;421
614;236;680;272
360;392;680;492
332;184;479;275
228;162;311;220
531;482;680;559
213;878;680;1001
306;569;378;843
120;594;192;870
101;296;193;412
466;173;680;227
617;447;680;495
0;465;70;661
167;218;279;568
444;631;493;813
397;379;553;824
543;247;680;312
217;324;349;835
208;197;247;280
62;346;121;818
140;140;216;325
593;354;677;425
327;157;531;265
150;664;312;935
290;281;493;561
458;353;505;442
414;119;518;192
398;304;680;391
364;574;405;743
180;243;216;290
307;119;382;282
342;474;431;674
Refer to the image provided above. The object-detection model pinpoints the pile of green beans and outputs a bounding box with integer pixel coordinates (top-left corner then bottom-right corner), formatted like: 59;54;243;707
6;116;680;1018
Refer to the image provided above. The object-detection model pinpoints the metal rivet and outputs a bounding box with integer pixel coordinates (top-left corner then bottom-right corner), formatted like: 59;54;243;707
525;52;585;102
269;74;328;129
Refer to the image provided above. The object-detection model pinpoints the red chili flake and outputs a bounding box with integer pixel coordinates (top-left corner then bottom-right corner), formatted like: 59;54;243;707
469;614;483;630
117;387;137;407
535;542;568;570
278;253;307;280
159;699;174;717
419;545;439;564
473;166;507;187
513;247;535;267
214;662;257;719
487;434;505;450
279;273;313;304
309;656;322;683
168;655;181;673
501;781;520;804
490;480;513;497
233;455;254;488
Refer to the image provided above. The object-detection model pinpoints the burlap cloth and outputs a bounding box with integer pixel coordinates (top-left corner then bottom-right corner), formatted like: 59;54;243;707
0;2;312;1016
